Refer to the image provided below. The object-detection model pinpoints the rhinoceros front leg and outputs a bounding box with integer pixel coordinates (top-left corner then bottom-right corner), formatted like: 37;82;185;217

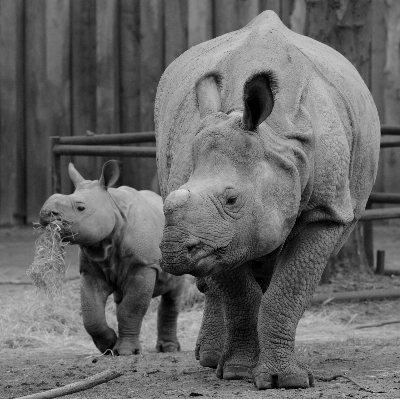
205;263;262;380
113;266;156;355
195;278;226;368
253;222;344;389
156;278;185;353
80;270;117;354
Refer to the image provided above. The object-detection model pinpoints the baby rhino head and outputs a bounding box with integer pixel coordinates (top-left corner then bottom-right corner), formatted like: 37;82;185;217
39;160;120;245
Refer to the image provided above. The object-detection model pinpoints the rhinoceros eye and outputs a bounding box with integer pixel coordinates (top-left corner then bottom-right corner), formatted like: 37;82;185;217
226;196;237;205
77;205;85;212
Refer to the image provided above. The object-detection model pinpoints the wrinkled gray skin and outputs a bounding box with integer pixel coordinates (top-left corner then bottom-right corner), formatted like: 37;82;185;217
39;161;184;355
155;11;380;389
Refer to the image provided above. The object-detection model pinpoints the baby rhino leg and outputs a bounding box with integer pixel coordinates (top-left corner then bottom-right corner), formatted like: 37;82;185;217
156;277;185;352
114;267;156;355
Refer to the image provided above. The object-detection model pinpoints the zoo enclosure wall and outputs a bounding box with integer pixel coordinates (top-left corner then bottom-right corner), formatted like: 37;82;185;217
0;0;397;226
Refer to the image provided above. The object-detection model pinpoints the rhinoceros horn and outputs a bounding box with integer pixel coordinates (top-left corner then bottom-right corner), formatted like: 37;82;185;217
68;163;85;187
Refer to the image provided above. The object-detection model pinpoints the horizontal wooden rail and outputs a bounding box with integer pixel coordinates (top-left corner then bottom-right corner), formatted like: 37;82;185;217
360;207;400;221
58;131;156;145
380;125;400;136
368;192;400;204
52;145;156;157
311;288;400;304
380;139;400;148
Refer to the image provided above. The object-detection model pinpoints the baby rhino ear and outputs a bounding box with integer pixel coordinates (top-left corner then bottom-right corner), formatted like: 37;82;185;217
99;160;120;189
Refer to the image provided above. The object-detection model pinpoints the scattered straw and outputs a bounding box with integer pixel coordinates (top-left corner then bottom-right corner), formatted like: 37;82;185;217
27;220;72;297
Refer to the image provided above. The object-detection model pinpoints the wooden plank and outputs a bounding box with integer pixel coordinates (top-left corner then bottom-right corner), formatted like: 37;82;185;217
383;1;400;194
312;288;400;304
46;0;71;195
25;0;48;223
119;0;142;189
53;145;157;157
165;0;188;66
259;0;280;15
188;0;213;47
0;0;25;225
140;0;164;192
71;0;97;181
280;0;295;28
360;207;400;221
96;0;120;179
369;192;400;204
214;0;259;37
371;0;386;193
59;132;156;145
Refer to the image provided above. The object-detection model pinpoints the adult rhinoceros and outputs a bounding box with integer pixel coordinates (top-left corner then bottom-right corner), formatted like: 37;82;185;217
155;11;380;390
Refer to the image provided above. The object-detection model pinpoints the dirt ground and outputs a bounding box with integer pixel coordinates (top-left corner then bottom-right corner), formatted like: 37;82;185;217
0;223;400;398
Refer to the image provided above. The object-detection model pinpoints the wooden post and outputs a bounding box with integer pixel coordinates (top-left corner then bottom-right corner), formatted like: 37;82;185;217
383;1;400;193
25;0;49;223
119;0;142;190
0;0;25;225
139;0;164;191
46;0;71;195
50;137;62;194
214;0;259;37
305;0;374;278
363;201;374;269
165;0;188;67
376;250;385;275
96;0;120;179
71;0;97;181
188;0;213;47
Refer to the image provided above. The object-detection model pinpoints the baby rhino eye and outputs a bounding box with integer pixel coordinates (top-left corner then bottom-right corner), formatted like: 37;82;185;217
77;205;85;212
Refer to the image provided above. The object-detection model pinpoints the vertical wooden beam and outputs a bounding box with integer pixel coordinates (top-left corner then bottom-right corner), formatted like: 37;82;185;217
96;0;120;178
383;1;400;193
139;0;164;191
280;0;295;28
188;0;213;47
25;0;47;223
370;0;386;193
0;0;25;225
46;0;71;194
71;0;97;180
259;0;281;15
120;0;142;189
214;0;259;37
165;0;188;67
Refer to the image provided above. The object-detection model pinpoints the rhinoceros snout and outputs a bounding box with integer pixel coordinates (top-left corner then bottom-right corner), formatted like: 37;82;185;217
39;208;62;226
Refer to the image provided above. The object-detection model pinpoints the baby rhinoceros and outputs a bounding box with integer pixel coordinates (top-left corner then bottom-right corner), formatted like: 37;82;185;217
39;160;184;355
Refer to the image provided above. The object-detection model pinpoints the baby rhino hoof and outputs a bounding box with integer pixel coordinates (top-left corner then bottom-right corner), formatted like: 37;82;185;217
156;341;180;353
253;362;314;390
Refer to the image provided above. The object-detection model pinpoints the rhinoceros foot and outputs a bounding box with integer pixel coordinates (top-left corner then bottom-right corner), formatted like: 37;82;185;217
112;338;142;356
156;340;180;353
196;346;221;369
252;359;314;389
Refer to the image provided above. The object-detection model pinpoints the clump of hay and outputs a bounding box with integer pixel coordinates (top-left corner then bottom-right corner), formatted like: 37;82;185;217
27;220;72;297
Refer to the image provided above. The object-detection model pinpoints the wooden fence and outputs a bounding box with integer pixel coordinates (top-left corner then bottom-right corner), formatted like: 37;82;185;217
0;0;397;225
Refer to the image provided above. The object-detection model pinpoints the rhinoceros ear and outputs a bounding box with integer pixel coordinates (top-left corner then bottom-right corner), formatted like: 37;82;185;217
68;163;85;187
196;75;222;119
242;74;274;131
99;160;120;189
